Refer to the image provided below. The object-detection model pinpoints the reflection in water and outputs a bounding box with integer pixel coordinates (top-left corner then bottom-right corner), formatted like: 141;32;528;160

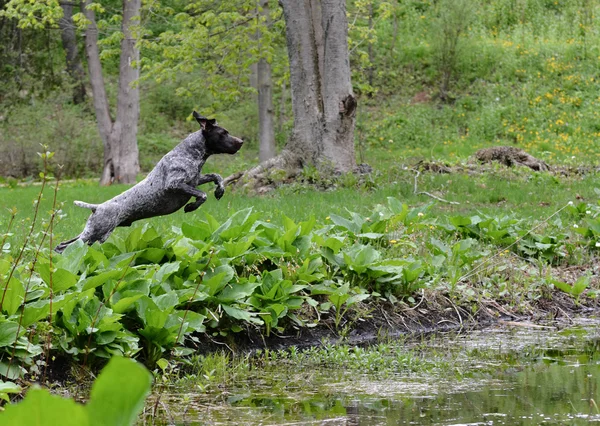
151;320;600;425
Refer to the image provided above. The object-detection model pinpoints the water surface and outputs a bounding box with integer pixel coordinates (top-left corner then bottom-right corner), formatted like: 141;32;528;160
150;318;600;425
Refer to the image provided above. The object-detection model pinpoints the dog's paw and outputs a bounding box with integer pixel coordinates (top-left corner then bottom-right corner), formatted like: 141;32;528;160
215;186;225;200
184;203;198;213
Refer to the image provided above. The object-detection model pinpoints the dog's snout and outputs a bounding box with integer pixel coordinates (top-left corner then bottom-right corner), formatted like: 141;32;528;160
233;136;244;149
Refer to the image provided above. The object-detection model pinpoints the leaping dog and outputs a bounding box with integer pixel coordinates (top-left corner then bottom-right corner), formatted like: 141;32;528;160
55;111;243;253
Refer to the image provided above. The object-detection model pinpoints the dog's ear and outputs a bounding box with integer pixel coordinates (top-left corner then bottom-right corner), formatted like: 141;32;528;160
193;111;216;130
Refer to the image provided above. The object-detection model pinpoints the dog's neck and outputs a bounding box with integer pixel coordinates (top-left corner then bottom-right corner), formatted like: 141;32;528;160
180;131;211;161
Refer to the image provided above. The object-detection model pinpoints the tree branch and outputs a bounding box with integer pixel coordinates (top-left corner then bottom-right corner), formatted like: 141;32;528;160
413;169;460;205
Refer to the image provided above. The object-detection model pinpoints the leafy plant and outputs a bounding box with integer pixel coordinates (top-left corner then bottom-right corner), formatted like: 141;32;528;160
0;357;152;426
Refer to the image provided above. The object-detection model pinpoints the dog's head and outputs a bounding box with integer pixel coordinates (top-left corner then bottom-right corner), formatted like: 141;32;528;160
193;111;244;155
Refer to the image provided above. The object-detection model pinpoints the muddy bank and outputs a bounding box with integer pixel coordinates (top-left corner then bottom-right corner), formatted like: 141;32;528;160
194;289;600;355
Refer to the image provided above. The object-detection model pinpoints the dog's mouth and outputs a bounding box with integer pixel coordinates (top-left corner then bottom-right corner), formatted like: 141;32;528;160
230;138;244;153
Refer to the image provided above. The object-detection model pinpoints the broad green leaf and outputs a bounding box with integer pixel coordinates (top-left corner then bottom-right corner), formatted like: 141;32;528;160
154;261;181;283
402;262;423;284
347;293;371;305
0;387;89;426
0;277;24;316
315;235;345;253
138;248;167;263
223;235;255;257
329;213;361;234
222;304;260;323
202;265;234;296
551;279;573;295
81;270;122;291
153;292;178;312
47;268;79;293
57;240;88;273
329;292;350;308
213;208;256;241
299;216;316;236
111;295;144;314
0;322;22;347
0;259;11;276
343;244;381;274
0;380;21;402
173;310;206;333
86;357;152;426
125;227;143;252
572;276;590;297
0;362;23;380
21;294;74;327
218;281;261;303
181;222;211;241
450;215;472;227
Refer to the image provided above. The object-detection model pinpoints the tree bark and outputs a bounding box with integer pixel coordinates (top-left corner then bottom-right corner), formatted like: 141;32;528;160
257;0;276;162
110;0;140;184
278;0;356;173
59;2;86;104
82;0;140;185
81;0;113;183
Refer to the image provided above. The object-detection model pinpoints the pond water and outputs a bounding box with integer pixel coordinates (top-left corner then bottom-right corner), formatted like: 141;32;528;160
151;318;600;425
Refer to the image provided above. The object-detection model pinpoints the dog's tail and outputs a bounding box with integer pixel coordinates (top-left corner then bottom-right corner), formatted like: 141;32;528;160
74;200;99;212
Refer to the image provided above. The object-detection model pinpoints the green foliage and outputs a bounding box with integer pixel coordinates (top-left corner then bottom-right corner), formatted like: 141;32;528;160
0;357;152;426
4;187;600;380
140;0;288;113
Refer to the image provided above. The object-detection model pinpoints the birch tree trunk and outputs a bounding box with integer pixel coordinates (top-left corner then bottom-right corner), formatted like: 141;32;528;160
82;0;140;185
59;3;86;104
257;0;276;162
278;0;356;173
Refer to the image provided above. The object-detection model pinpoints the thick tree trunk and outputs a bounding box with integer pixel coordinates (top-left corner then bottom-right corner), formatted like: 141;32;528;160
110;0;140;184
258;0;276;162
278;0;356;173
59;3;86;104
82;0;140;185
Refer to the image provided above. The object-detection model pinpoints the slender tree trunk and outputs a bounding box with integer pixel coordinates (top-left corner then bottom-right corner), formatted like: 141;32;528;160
367;2;374;90
59;3;86;104
82;0;140;185
277;79;286;133
81;0;113;183
258;0;276;162
110;0;140;184
278;0;356;172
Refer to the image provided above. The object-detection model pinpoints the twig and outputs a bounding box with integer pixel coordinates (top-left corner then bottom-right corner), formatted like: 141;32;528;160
413;170;460;205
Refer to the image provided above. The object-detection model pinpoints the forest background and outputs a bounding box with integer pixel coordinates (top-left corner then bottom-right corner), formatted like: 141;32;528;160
0;0;599;408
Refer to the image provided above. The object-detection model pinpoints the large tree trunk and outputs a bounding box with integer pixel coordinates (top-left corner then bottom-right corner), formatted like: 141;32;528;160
279;0;356;172
82;0;140;186
257;0;276;162
59;3;86;104
227;0;357;190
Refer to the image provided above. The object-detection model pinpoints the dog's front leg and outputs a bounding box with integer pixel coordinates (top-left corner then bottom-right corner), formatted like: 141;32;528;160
178;183;208;213
197;173;225;200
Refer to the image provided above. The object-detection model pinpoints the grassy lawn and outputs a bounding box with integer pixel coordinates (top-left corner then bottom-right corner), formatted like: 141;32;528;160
2;158;597;251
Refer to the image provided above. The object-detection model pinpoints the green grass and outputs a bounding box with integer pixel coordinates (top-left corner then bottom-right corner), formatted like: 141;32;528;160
1;160;597;251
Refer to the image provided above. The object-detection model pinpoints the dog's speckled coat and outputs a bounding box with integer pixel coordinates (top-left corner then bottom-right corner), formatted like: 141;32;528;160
55;112;243;253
